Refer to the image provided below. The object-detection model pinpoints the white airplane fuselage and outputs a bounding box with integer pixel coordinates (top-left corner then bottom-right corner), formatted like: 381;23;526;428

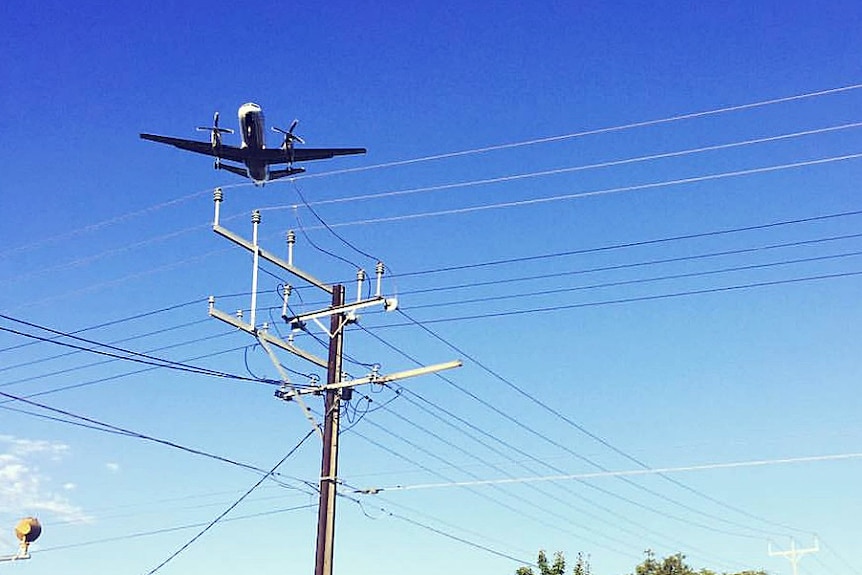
237;102;269;184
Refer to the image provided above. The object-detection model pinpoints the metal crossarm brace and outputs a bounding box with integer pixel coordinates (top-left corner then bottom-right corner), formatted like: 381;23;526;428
256;332;323;440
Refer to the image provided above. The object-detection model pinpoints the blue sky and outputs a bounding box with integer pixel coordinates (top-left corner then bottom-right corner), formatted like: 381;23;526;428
1;1;861;574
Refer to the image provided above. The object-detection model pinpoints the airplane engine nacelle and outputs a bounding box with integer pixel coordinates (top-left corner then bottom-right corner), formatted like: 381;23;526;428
14;517;41;544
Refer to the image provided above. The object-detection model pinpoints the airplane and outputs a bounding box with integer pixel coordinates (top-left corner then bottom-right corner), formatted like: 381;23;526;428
140;102;366;185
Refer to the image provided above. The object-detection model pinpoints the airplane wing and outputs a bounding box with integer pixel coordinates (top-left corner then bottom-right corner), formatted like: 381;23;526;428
253;147;367;165
141;133;366;165
291;148;367;162
139;134;249;163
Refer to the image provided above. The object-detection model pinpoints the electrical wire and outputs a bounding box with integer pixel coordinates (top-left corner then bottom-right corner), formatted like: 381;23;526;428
8;157;858;317
0;326;232;390
287;81;862;181
389;208;862;279
0;296;206;354
348;386;689;552
7;78;844;265
377;269;862;326
390;308;816;538
33;503;317;554
5;83;859;300
5;216;858;401
0;313;281;386
0;343;250;403
339;411;639;557
143;427;316;575
307;152;862;230
404;249;862;312
0;317;211;379
291;179;381;266
360;452;862;492
354;328;776;551
289;190;368;274
0;388;314;491
264;120;862;211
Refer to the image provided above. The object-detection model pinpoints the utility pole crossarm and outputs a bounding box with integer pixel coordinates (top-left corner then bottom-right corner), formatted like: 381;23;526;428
283;295;393;326
208;301;328;368
768;537;819;575
213;223;333;293
212;188;333;293
277;360;463;399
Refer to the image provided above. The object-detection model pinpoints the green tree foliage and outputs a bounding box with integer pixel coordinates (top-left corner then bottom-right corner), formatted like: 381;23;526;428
630;550;767;575
634;550;694;575
516;549;764;575
516;550;566;575
573;552;592;575
517;550;590;575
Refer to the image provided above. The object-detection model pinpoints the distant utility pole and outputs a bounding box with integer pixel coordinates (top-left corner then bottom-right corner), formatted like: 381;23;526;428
768;537;819;575
206;188;460;575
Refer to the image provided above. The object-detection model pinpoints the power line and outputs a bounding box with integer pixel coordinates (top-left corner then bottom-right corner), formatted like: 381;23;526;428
0;320;220;388
287;81;862;181
7;117;855;305
348;398;644;554
291;180;382;267
4;82;858;270
0;387;315;491
266;121;862;211
350;388;709;555
5;207;857;368
335;486;539;566
390;208;862;279
34;503;318;554
403;249;862;311
0;343;250;402
312;152;862;230
144;427;317;575
0;296;206;355
9;165;859;317
356;326;781;543
360;452;862;492
390;308;815;539
380;269;862;326
0;313;282;386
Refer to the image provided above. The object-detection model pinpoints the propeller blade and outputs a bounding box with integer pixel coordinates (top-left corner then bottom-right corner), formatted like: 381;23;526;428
196;111;234;134
272;121;305;147
289;119;304;144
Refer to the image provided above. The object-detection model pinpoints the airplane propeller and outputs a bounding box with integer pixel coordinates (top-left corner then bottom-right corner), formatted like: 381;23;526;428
197;111;234;149
273;119;305;145
273;120;305;165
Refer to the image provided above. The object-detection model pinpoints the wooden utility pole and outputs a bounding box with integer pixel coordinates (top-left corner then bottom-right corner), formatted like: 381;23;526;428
315;285;345;575
207;189;461;575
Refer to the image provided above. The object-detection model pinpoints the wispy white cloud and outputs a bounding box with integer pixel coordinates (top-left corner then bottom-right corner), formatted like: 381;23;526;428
0;436;90;523
0;435;70;460
105;462;120;473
